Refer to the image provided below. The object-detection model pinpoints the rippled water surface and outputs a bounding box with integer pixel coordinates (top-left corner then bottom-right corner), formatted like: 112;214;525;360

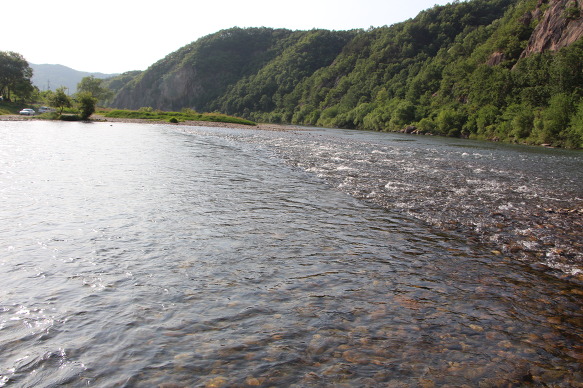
0;121;581;387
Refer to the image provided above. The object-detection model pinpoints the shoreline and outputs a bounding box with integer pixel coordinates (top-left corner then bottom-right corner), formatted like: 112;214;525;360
0;114;303;132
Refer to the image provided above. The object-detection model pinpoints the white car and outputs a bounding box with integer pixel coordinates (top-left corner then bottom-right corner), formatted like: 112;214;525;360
38;106;54;113
19;108;36;116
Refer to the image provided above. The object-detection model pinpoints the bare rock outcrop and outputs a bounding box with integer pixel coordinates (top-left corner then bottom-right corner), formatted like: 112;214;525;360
486;51;506;66
520;0;583;58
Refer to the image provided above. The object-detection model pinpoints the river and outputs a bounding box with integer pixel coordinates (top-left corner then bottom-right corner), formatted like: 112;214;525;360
0;121;581;387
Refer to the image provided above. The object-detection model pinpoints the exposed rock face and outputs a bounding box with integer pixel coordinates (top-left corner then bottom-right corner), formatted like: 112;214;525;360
520;0;583;58
113;67;204;111
487;51;506;66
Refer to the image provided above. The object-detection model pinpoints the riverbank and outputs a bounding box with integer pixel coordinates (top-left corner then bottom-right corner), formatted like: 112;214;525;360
0;114;302;132
93;114;302;131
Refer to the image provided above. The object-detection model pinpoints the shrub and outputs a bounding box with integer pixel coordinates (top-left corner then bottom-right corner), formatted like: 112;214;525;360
169;117;179;123
388;100;416;130
436;108;466;136
537;93;575;144
40;112;60;120
475;105;500;135
60;114;81;121
564;100;583;148
508;105;535;139
563;5;580;20
77;92;97;120
417;117;437;133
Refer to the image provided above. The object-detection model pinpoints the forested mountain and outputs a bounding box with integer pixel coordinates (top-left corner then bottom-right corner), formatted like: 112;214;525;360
102;70;143;95
110;0;583;147
112;28;356;112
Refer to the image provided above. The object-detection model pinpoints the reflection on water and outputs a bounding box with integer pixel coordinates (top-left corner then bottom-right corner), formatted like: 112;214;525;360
0;121;581;387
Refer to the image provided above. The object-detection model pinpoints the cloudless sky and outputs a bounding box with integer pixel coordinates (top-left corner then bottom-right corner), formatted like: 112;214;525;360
4;0;451;74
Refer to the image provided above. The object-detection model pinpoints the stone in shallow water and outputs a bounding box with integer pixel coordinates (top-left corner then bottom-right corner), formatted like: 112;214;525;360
342;350;370;364
244;377;264;386
203;376;228;388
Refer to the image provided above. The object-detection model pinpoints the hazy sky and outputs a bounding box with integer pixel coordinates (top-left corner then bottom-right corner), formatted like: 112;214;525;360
4;0;451;74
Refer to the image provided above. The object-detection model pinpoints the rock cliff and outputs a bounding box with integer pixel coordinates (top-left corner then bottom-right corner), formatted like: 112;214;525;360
520;0;583;57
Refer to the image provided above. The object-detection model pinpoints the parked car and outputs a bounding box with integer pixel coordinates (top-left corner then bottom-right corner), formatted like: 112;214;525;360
38;106;54;113
19;108;36;116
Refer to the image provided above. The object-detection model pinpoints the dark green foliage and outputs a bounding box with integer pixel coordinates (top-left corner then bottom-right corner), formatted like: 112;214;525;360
211;29;357;115
77;76;113;105
565;101;583;148
437;107;468;137
0;51;34;102
77;92;97;120
109;0;583;147
102;71;142;93
533;93;576;144
60;114;81;121
49;87;72;114
564;4;580;19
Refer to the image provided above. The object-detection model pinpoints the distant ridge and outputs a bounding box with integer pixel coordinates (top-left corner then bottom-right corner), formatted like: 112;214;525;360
31;64;119;93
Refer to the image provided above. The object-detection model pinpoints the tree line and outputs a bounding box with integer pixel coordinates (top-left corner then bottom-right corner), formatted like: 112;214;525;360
0;51;112;120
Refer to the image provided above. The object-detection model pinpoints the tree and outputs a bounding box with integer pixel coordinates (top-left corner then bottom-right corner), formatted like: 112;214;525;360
12;78;37;102
0;51;33;101
565;101;583;148
77;92;97;120
77;76;113;104
389;99;416;129
436;107;466;136
531;93;575;144
49;87;72;114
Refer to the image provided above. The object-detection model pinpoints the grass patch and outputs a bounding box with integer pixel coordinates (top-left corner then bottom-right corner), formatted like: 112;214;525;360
60;114;82;121
37;112;61;120
0;101;67;116
102;109;256;126
0;101;28;115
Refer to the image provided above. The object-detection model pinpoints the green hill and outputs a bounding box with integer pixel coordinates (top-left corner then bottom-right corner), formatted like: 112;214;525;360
112;28;356;112
110;0;583;147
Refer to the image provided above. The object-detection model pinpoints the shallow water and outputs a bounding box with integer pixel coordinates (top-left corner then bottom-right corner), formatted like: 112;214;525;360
213;125;583;276
0;121;581;387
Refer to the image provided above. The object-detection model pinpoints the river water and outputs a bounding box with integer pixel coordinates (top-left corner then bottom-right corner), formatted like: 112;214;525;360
0;121;581;387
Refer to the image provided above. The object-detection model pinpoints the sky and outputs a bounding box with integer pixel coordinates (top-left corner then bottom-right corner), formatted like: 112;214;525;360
3;0;452;74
